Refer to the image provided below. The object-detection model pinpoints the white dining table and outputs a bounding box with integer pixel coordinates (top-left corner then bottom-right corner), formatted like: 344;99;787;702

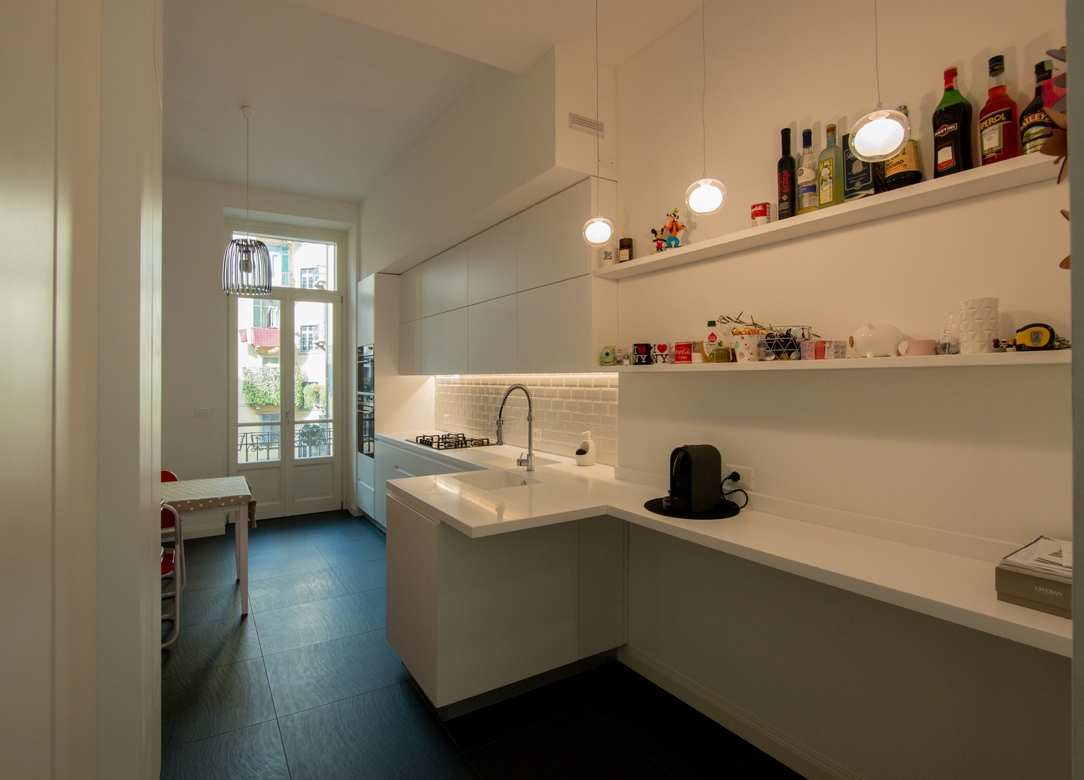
160;476;257;615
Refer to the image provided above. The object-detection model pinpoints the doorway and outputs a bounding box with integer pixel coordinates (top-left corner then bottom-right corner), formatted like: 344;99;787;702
228;223;345;518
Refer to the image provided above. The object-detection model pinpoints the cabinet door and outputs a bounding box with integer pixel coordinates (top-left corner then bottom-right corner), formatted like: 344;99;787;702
468;296;517;374
399;319;421;376
468;217;517;305
517;180;591;292
422;243;469;317
421;309;468;376
518;275;592;373
400;265;422;324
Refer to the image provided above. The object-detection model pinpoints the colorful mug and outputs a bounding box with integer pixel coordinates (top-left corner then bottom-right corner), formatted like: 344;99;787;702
652;343;670;364
632;343;652;365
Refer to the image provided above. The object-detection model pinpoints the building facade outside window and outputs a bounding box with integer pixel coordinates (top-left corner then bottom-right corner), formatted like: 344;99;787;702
299;324;318;353
300;267;319;289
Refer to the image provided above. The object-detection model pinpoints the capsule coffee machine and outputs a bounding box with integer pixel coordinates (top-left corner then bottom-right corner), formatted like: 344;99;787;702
644;444;741;520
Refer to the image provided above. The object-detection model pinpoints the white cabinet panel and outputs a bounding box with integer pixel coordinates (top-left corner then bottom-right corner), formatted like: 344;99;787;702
468;217;518;304
422;243;469;317
517;180;591;292
400;265;422;323
421;309;468;376
468;296;518;374
375;441;471;527
399;319;421;375
518;275;592;373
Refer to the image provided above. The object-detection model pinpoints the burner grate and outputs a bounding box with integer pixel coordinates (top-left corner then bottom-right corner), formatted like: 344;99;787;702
413;433;493;449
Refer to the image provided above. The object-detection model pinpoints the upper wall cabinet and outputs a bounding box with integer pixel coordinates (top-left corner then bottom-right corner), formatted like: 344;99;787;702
421;308;469;376
400;266;423;324
422;243;469;318
468;217;518;305
517;180;592;292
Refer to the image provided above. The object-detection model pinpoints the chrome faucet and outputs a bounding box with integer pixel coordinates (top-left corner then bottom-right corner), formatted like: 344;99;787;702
495;384;534;472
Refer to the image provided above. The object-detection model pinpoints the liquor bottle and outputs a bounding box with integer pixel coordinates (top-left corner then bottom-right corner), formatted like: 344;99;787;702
1021;60;1055;155
979;55;1020;165
933;67;974;178
797;129;817;214
817;124;844;208
884;106;923;189
777;128;797;220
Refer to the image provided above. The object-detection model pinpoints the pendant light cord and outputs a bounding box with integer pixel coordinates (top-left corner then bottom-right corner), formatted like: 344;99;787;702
594;0;601;216
701;0;707;178
873;0;882;108
245;114;252;238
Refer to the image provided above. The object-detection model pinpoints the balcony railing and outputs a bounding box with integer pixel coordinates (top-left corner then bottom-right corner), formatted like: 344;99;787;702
238;424;333;463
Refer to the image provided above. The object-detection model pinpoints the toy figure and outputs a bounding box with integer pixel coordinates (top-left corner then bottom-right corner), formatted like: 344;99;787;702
650;227;667;253
663;209;685;248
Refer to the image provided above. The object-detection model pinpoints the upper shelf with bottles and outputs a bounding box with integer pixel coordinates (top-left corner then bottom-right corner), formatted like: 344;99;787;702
593;153;1057;282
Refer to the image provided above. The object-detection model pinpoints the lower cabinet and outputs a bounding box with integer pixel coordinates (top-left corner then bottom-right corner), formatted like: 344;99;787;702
386;493;627;709
374;441;473;528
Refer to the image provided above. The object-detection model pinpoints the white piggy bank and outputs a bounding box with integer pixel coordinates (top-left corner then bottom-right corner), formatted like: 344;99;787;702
849;324;903;358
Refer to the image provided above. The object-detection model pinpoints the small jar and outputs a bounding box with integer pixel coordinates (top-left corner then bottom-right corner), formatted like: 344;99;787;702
619;238;633;262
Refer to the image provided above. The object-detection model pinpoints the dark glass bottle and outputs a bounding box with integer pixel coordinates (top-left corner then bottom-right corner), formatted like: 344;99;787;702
1021;60;1054;155
979;55;1020;165
933;67;974;178
884;106;923;189
777;128;797;220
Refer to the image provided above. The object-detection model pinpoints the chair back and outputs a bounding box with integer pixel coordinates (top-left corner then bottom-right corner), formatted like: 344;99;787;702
162;503;179;531
161;470;179;482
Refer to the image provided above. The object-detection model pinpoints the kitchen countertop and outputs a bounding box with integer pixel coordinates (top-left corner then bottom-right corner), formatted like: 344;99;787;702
379;431;1072;657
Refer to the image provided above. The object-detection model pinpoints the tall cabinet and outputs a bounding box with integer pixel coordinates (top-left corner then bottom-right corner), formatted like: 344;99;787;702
399;177;618;375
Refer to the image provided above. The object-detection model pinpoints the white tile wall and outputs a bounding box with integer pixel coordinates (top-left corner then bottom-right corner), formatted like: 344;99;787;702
434;374;619;466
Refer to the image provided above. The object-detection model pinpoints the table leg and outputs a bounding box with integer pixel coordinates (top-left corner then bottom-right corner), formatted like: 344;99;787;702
235;506;250;615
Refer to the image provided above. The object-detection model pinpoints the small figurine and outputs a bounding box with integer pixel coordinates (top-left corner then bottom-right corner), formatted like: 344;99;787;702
650;226;667;253
662;209;685;248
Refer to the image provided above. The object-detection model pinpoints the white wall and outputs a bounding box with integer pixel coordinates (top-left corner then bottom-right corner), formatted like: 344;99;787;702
360;47;616;277
1;0;163;777
161;176;360;484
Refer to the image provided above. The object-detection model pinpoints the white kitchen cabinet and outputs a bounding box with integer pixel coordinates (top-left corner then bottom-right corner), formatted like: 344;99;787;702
421;308;468;376
386;494;626;708
399;319;422;375
422;243;469;318
468;296;518;374
374;440;474;527
468;216;518;304
517;179;592;292
518;275;616;373
400;265;422;324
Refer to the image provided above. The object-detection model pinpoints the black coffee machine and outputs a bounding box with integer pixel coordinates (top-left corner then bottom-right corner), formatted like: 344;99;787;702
644;444;740;520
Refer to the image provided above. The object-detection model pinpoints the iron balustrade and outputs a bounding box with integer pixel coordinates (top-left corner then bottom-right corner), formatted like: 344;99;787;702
237;423;333;463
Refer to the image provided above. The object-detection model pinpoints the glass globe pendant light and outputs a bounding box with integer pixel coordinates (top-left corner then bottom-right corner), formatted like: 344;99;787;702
222;105;272;295
582;0;614;247
684;0;726;216
849;0;910;163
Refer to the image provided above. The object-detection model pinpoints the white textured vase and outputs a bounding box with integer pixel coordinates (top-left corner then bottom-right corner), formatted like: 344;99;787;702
959;297;999;354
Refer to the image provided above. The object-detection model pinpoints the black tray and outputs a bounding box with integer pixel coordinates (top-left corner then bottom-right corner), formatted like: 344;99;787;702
644;496;740;520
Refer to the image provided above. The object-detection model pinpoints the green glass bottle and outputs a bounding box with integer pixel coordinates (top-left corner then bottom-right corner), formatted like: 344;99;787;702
817;124;845;208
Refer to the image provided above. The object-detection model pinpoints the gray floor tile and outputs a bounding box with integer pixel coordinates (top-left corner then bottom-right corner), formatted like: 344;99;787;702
351;587;386;630
247;529;321;560
317;537;386;567
333;558;386;594
184;559;242;592
248;549;330;582
278;682;458;779
161;658;276;749
249;568;348;613
306;519;383;548
400;755;481;779
162;615;261;678
183;534;237;566
264;629;408;716
175;584;242;626
253;594;373;655
160;720;290;780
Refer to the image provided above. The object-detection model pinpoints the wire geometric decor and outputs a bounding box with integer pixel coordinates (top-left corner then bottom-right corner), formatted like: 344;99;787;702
222;238;272;295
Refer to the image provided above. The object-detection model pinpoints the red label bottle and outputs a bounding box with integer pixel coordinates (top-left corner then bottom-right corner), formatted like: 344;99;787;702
978;55;1020;165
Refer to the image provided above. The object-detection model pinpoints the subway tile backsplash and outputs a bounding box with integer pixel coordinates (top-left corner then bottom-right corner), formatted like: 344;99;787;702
435;374;618;466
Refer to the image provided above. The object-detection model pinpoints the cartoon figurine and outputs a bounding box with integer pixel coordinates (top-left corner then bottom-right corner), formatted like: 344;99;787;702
650;226;667;253
662;209;685;248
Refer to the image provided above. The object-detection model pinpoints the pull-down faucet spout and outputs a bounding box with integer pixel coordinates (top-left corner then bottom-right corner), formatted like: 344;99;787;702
495;384;534;472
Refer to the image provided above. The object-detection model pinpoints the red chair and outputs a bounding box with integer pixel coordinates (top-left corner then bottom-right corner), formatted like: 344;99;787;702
161;471;184;587
161;505;182;648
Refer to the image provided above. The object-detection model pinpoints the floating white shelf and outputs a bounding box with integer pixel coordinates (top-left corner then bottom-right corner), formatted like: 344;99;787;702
594;154;1058;281
604;350;1070;372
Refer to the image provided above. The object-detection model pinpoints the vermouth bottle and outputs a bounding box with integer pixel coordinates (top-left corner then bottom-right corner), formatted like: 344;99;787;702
979;55;1020;165
933;67;974;178
777;128;797;220
1021;60;1055;155
797;129;817;214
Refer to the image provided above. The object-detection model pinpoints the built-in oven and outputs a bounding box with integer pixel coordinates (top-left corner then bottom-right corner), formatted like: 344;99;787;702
357;344;374;395
357;345;375;457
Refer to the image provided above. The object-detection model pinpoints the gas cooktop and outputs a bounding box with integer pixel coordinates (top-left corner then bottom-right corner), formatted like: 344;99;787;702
412;433;494;450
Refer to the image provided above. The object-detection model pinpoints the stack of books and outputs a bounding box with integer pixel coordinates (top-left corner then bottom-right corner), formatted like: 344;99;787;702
996;536;1072;618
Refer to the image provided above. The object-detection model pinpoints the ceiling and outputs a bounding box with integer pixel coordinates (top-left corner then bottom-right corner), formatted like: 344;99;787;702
163;0;703;203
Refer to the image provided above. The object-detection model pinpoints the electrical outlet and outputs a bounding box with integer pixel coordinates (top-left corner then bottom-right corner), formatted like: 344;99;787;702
193;407;210;418
533;428;542;438
726;464;754;492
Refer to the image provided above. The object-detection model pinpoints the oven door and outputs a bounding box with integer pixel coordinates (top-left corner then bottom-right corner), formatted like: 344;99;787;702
357;344;374;395
357;394;374;457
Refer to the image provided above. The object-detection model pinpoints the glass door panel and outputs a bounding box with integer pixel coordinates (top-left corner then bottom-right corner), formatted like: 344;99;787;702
294;300;334;460
237;297;282;463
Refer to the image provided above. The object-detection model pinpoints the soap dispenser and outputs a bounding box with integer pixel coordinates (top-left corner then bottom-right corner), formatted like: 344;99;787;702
575;431;597;466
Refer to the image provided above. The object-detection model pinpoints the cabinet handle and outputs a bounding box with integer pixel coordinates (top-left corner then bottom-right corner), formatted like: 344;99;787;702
393;465;418;477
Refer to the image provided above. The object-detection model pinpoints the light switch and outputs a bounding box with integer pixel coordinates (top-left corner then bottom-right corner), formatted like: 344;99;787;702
194;407;210;417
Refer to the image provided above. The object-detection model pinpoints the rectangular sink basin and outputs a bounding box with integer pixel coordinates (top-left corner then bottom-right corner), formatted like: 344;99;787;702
451;470;541;491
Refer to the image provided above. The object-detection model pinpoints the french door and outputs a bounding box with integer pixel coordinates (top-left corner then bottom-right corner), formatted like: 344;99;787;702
229;224;344;519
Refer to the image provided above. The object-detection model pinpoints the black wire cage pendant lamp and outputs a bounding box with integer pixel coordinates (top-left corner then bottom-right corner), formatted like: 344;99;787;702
222;105;272;295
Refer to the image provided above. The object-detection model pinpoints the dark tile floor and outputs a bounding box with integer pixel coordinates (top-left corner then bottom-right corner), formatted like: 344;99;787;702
162;510;805;779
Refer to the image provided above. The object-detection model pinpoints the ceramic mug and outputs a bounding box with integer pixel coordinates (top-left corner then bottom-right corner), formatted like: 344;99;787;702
674;342;693;363
733;334;759;362
652;343;670;364
897;339;937;356
632;343;652;365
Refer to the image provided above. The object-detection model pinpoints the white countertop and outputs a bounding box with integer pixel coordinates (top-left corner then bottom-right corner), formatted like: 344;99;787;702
380;431;1072;657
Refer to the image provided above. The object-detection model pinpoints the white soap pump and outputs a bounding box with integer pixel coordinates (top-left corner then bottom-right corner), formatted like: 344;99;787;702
574;431;597;466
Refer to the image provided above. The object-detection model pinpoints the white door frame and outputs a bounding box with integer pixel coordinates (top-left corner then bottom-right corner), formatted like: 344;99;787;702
226;219;346;518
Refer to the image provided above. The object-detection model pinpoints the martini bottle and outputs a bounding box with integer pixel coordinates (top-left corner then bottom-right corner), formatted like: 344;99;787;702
933;67;974;178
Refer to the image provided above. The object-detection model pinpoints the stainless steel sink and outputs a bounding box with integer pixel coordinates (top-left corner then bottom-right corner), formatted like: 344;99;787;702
451;470;541;491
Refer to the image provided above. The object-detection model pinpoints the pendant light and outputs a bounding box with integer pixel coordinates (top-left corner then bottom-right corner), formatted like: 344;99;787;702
222;105;272;295
684;0;726;216
848;0;910;162
582;0;614;248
